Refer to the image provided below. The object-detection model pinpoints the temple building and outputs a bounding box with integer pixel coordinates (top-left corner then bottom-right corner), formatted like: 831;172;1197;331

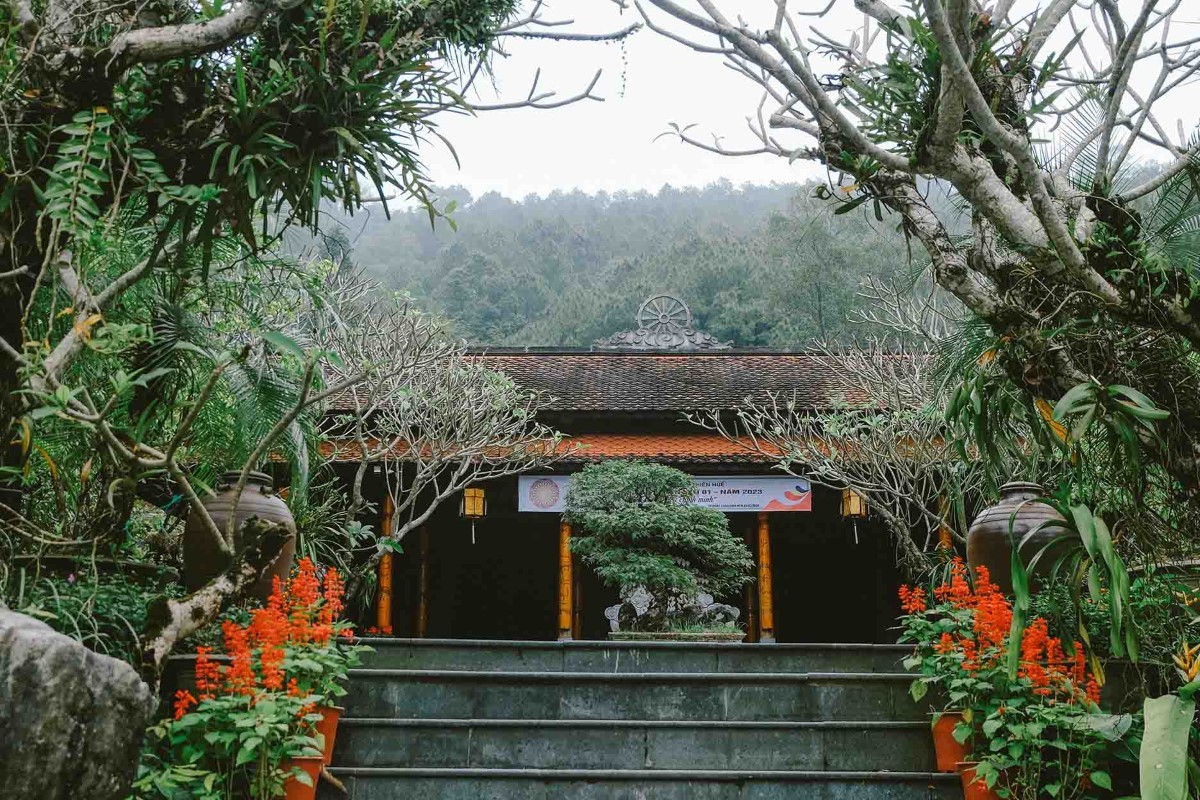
337;296;901;644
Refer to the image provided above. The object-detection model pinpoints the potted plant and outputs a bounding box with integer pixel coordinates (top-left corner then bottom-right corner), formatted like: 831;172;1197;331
898;559;1006;772
135;642;324;799
898;559;1132;797
135;558;368;797
274;560;369;764
564;461;754;640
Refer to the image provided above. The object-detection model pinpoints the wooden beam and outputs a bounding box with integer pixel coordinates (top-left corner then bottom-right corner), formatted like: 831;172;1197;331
376;494;395;634
416;525;431;638
756;512;776;643
558;519;574;641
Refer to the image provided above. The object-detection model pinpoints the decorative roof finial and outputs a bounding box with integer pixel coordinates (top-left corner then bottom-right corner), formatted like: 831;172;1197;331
595;294;732;350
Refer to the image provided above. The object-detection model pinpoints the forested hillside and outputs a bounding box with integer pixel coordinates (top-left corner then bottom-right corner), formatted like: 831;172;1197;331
309;181;943;348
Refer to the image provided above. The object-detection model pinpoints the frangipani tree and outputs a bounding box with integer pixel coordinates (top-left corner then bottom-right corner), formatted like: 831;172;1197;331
318;281;568;572
628;0;1200;505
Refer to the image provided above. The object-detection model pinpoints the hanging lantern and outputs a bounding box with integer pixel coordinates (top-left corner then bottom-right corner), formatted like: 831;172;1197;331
841;487;868;544
841;487;868;518
460;487;486;544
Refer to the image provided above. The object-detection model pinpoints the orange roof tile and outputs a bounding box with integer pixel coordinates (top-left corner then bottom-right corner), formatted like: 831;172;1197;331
318;432;779;464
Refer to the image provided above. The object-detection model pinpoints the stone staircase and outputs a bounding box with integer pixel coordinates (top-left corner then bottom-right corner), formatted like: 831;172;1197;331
326;638;959;800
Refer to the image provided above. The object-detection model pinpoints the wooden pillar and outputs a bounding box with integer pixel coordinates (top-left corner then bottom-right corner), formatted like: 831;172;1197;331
937;494;954;551
416;526;431;638
558;519;574;641
375;495;395;633
743;524;758;643
756;512;776;643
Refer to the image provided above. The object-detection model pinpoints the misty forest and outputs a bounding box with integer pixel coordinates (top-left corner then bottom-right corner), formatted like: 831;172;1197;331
306;180;936;347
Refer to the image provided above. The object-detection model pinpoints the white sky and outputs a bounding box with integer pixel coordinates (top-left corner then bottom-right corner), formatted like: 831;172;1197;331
421;3;829;197
421;1;1199;200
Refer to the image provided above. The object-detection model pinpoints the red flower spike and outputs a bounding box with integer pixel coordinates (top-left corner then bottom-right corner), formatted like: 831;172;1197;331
173;689;197;720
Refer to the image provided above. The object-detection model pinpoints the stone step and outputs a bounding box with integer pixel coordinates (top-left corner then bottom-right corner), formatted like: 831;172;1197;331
344;669;920;722
333;718;936;772
355;638;909;674
322;767;960;800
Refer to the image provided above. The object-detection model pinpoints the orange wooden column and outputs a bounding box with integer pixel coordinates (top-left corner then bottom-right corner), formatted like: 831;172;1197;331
375;494;396;633
558;519;574;641
416;526;431;638
937;494;954;551
756;512;776;643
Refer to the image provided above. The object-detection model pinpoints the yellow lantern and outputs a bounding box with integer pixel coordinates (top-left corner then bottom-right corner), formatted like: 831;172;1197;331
841;487;868;544
841;487;868;518
460;487;486;544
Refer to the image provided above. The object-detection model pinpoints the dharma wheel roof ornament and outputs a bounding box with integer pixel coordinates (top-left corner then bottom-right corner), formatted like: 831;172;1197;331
596;294;733;351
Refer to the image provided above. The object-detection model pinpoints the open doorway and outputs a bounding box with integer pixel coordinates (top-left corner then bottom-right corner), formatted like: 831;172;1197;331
387;483;560;640
768;490;902;643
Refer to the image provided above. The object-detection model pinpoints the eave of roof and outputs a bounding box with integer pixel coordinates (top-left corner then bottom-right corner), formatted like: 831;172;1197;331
318;432;781;465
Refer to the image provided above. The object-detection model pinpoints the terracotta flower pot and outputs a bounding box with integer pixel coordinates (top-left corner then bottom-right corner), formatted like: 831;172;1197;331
282;755;322;800
931;711;970;772
315;705;344;764
957;761;1000;800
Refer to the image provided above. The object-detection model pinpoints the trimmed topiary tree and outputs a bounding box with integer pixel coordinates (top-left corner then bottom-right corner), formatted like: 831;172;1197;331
565;460;754;630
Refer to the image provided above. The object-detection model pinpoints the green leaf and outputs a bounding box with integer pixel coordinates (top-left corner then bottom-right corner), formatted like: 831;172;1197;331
909;680;928;702
1091;771;1113;790
261;331;305;359
1053;382;1097;418
1140;694;1195;800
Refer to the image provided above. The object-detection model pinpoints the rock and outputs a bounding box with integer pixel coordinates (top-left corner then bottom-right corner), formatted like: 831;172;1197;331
0;610;157;800
606;588;740;632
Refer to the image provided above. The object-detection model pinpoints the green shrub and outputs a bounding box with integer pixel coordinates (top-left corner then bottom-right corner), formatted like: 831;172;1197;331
565;461;753;625
11;567;180;665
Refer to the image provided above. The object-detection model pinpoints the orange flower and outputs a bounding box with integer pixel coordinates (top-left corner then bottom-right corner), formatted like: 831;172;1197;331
934;632;955;654
173;689;197;720
291;558;322;610
289;609;312;644
961;638;978;672
1072;644;1086;684
222;620;257;696
194;646;221;699
287;677;303;697
898;585;927;614
1086;677;1101;705
1019;618;1051;693
323;568;345;620
260;644;286;691
945;559;973;608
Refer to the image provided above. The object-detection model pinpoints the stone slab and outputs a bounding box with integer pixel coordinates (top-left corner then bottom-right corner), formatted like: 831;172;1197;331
334;720;935;772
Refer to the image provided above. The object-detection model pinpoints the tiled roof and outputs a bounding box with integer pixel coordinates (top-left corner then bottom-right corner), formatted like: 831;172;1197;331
472;350;875;412
557;433;778;463
318;432;780;464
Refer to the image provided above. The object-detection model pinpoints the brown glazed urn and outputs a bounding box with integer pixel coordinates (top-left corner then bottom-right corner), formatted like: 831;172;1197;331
966;481;1071;595
183;470;296;598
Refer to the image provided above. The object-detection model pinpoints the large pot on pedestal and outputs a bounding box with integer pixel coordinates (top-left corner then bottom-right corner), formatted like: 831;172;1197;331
966;481;1071;595
183;470;296;599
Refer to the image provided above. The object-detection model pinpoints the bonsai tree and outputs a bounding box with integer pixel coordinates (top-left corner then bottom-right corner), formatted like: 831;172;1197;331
565;460;753;631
